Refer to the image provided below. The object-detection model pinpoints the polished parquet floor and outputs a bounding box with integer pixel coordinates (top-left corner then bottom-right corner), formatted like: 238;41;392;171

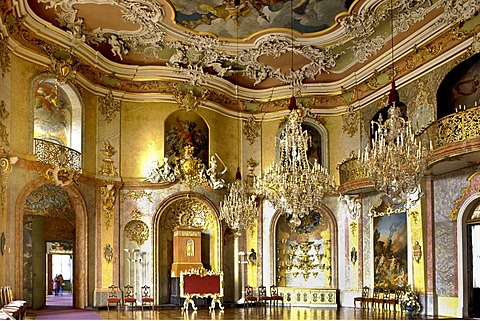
22;294;458;320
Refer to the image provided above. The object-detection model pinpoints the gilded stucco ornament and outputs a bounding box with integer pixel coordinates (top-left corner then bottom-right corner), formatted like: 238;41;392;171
125;219;149;246
173;145;208;189
98;141;118;176
164;197;214;231
0;38;11;77
99;92;121;124
350;222;357;238
121;190;153;202
1;156;17;217
0;101;10;150
172;84;208;111
342;108;360;138
243;116;260;145
101;181;116;229
42;165;79;187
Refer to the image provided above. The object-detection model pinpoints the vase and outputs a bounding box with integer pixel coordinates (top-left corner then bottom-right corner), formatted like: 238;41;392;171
405;306;415;315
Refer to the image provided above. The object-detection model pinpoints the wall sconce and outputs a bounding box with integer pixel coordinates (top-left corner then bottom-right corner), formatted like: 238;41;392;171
350;247;357;265
248;248;256;265
413;240;422;263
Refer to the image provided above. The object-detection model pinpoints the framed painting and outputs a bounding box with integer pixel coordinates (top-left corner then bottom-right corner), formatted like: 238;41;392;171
373;213;408;290
164;110;209;165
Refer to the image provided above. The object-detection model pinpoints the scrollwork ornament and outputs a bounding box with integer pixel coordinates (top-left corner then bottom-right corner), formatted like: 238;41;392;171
173;84;207;111
121;190;153;202
99;92;121;124
0;101;10;150
0;38;11;77
164;197;214;231
125;219;149;246
42;165;79;187
243;116;260;145
101;181;116;229
342;108;360;137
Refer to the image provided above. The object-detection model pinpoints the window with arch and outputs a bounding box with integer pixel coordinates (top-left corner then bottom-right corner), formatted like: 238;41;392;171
33;78;82;152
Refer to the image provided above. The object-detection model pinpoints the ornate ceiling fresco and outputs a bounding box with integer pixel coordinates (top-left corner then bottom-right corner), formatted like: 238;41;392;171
1;0;480;112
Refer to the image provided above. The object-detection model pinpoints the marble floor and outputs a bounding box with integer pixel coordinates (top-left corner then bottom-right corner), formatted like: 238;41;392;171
22;294;457;320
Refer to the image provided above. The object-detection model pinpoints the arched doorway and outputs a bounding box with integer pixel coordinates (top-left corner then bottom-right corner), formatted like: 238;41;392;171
152;192;222;305
15;178;87;309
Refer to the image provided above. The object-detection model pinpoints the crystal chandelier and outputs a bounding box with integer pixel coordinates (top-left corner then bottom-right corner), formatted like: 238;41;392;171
359;0;431;202
257;102;336;227
360;83;431;200
219;168;258;231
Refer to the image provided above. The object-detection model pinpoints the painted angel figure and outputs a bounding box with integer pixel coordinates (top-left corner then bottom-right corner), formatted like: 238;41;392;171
206;154;227;189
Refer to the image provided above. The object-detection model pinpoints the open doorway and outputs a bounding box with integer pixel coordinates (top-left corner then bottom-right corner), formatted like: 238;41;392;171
46;241;73;307
467;223;480;318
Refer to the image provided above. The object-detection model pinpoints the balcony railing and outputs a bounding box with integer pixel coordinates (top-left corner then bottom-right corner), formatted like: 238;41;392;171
338;106;480;188
420;106;480;148
34;138;82;172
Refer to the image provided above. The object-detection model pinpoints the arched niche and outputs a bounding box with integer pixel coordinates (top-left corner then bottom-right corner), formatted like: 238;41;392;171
164;110;209;166
152;192;221;304
31;76;83;152
437;52;480;119
273;205;338;289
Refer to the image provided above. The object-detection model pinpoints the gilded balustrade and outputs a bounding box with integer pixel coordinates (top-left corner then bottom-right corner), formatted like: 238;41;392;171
420;106;480;148
339;106;480;188
34;138;81;172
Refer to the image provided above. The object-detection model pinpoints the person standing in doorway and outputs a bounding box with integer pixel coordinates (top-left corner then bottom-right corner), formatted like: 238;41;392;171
53;275;60;296
58;274;64;296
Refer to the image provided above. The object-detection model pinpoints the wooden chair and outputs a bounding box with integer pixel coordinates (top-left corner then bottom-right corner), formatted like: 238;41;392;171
258;286;271;307
353;286;369;309
270;285;284;307
123;285;137;308
373;288;386;310
364;287;378;310
141;285;154;311
244;285;258;308
106;285;122;311
1;286;25;319
384;289;403;313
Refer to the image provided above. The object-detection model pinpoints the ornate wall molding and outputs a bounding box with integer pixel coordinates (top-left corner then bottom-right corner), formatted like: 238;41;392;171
342;109;360;138
101;181;116;229
125;219;149;246
243;116;260;145
99;92;121;124
0;101;10;152
163;197;215;232
98;141;118;177
0;38;11;77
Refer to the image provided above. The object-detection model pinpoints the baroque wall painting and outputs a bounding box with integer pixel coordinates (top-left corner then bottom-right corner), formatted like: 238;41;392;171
302;123;322;166
33;81;72;146
170;0;350;39
373;213;407;290
437;53;480;118
164;110;209;166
